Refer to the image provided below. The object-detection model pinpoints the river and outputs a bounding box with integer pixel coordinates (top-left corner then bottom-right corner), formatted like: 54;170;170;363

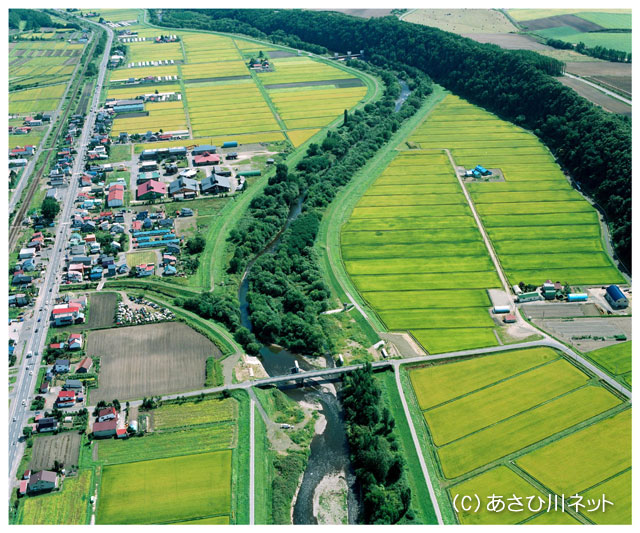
237;76;412;523
237;194;359;524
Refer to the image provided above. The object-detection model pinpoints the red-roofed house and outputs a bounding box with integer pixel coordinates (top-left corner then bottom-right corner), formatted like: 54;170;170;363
56;390;76;407
131;220;142;231
68;333;83;350
116;428;128;439
137;180;166;200
193;153;220;166
97;407;117;422
19;480;28;496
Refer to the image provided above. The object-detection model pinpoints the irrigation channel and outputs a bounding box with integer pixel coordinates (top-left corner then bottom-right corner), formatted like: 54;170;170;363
237;80;412;523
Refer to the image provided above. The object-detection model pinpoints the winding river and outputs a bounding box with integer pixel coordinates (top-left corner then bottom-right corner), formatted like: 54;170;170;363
237;75;412;523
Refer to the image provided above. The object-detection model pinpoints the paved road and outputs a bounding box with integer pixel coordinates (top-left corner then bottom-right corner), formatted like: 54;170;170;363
8;21;114;493
564;72;632;106
249;397;255;525
393;365;443;524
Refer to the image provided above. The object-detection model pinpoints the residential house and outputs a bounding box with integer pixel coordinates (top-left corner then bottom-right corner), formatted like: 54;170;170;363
137;180;166;200
53;359;70;373
168;176;199;197
36;417;58;433
193;153;220;166
28;471;58;493
68;333;83;350
63;379;83;392
201;175;231;195
56;390;76;407
97;407;117;422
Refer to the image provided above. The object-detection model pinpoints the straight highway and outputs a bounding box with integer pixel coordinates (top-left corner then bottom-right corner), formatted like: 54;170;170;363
8;21;114;493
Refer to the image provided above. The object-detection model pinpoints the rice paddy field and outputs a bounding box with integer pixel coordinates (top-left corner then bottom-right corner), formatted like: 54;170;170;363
342;150;501;354
9;39;83;96
584;340;631;388
258;56;356;85
185;80;280;137
102;20;369;148
9;83;67;114
95;394;247;525
269;85;367;129
126;40;184;63
97;451;232;525
410;94;625;287
111;101;188;136
405;347;631;524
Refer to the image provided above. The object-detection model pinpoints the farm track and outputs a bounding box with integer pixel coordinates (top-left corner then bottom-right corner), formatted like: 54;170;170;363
9;34;99;252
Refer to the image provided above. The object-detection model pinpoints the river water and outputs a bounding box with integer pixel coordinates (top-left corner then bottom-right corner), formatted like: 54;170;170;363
237;194;359;524
237;78;412;523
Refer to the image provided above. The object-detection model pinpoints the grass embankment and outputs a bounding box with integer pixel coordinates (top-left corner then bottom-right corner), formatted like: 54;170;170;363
376;370;438;524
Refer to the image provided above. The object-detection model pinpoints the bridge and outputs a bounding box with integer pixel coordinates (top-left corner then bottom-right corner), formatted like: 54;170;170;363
142;338;631;407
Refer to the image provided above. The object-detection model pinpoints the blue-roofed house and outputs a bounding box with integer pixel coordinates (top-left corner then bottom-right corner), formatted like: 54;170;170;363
192;144;216;156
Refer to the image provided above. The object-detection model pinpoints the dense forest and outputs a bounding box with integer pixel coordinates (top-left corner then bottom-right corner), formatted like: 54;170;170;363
154;9;631;270
343;364;411;523
9;9;79;31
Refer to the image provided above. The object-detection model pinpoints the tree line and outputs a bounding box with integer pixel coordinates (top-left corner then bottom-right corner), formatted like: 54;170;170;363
343;364;411;523
166;9;630;269
546;38;630;63
228;61;431;355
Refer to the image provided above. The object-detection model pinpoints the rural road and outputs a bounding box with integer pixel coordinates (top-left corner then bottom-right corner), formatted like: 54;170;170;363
564;72;632;106
249;397;255;525
8;20;115;496
393;365;443;525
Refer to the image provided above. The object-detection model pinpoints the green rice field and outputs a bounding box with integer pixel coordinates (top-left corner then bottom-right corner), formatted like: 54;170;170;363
259;56;356;85
584;341;631;388
405;347;630;524
97;451;232;524
342;150;500;353
410;94;625;287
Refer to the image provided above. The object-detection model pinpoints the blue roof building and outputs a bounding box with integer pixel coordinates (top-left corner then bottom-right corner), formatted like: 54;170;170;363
605;285;628;309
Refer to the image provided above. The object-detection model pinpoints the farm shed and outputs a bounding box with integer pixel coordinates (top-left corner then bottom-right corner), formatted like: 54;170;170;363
93;419;117;438
193;153;220;166
517;291;541;303
237;170;261;177
567;293;588;302
605;285;628;309
63;379;83;391
192;144;217;156
76;357;93;373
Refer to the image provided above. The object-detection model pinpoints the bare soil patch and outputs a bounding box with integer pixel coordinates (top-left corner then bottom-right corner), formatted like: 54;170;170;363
268;50;297;58
30;432;82;472
85;292;117;329
313;470;348;524
88;322;222;403
589;76;631;95
534;316;631;352
406;9;517;34
556;76;631;116
326;9;394;18
521;14;603;32
462;33;552;50
565;61;631;77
